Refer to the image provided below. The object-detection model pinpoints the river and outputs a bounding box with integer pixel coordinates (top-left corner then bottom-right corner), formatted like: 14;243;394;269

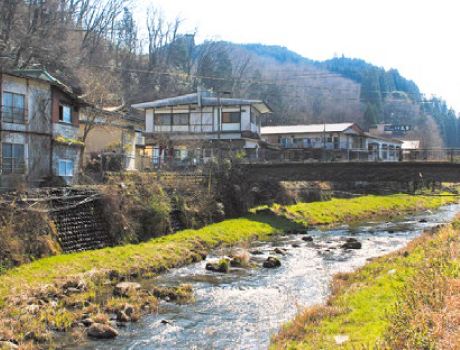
73;204;460;350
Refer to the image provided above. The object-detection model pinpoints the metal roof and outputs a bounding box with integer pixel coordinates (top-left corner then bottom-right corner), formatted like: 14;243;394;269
132;93;272;114
363;132;403;144
261;123;359;135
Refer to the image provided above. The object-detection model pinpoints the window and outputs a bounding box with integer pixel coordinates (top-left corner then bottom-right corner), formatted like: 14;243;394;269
155;114;189;126
2;92;25;123
173;113;189;125
59;104;72;123
2;143;25;174
155;114;171;125
222;112;240;123
137;132;143;145
58;159;74;177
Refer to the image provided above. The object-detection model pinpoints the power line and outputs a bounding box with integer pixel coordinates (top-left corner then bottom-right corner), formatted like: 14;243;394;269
84;64;423;96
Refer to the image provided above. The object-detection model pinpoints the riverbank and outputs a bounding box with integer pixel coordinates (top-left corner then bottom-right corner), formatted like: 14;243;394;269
271;204;460;349
0;194;455;347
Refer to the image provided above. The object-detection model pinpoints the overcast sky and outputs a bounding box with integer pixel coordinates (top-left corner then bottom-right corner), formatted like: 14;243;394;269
137;0;459;113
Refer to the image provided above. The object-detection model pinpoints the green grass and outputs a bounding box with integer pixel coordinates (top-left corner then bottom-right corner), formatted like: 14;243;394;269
271;199;460;349
275;194;453;226
0;193;455;347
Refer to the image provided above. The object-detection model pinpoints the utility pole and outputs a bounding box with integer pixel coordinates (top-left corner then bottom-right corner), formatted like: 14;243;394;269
216;91;231;167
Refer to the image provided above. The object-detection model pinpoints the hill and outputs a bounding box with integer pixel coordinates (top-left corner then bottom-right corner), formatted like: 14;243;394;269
0;2;456;147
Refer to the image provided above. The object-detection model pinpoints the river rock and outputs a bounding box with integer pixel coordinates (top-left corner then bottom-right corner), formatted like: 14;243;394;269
116;311;130;323
302;236;314;242
205;261;229;273
113;282;141;297
123;304;136;317
341;238;362;249
263;256;281;268
0;341;18;349
292;243;300;248
130;313;140;322
274;247;287;255
419;218;428;223
81;318;95;327
250;249;264;255
87;323;119;339
230;257;244;267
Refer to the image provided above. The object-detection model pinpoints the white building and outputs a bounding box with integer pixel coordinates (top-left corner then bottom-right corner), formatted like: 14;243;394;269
261;122;403;161
132;89;272;163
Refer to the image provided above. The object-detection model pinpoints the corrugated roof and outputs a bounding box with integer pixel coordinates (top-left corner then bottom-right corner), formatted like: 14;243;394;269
132;93;272;114
261;123;357;135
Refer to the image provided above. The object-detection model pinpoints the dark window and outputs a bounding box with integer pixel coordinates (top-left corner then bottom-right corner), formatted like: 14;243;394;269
155;114;172;125
59;104;72;123
2;143;25;174
173;113;189;125
2;92;25;123
155;113;189;127
222;112;240;123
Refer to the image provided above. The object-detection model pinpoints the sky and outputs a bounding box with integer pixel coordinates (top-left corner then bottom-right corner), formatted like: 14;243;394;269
136;0;459;113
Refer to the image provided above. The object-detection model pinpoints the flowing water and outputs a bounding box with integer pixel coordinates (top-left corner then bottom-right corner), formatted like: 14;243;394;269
74;204;460;350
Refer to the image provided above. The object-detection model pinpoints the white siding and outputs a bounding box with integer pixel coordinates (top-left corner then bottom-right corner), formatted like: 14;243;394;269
222;123;240;131
241;105;251;131
146;109;154;133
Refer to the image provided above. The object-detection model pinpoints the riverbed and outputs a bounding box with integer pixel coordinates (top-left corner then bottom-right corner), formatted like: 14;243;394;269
73;204;460;350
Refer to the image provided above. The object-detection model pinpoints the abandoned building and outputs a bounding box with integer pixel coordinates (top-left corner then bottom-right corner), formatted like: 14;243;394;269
0;69;84;189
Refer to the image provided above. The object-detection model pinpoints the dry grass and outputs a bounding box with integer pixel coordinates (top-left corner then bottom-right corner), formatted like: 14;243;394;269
272;216;460;349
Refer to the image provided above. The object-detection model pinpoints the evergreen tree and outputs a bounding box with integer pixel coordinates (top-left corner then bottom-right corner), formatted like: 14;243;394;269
364;103;380;128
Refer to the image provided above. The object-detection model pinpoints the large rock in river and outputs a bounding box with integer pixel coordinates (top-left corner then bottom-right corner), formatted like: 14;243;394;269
341;238;362;249
205;260;229;273
87;323;119;339
263;256;281;268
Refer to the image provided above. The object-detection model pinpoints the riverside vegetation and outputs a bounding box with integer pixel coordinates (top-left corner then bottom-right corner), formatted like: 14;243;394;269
0;193;456;348
271;203;460;348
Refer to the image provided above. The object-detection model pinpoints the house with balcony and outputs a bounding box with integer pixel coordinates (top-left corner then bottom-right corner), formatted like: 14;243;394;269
0;69;83;189
131;89;272;164
261;122;402;161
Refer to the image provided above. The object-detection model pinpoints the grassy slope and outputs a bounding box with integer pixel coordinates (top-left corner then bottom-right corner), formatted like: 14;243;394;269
1;194;450;299
272;201;460;349
0;194;455;346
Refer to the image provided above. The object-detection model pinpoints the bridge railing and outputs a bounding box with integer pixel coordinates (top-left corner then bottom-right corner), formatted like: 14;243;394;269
241;148;460;164
85;148;460;175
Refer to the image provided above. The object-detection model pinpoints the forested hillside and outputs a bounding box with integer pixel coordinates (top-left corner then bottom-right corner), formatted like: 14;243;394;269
0;0;457;147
